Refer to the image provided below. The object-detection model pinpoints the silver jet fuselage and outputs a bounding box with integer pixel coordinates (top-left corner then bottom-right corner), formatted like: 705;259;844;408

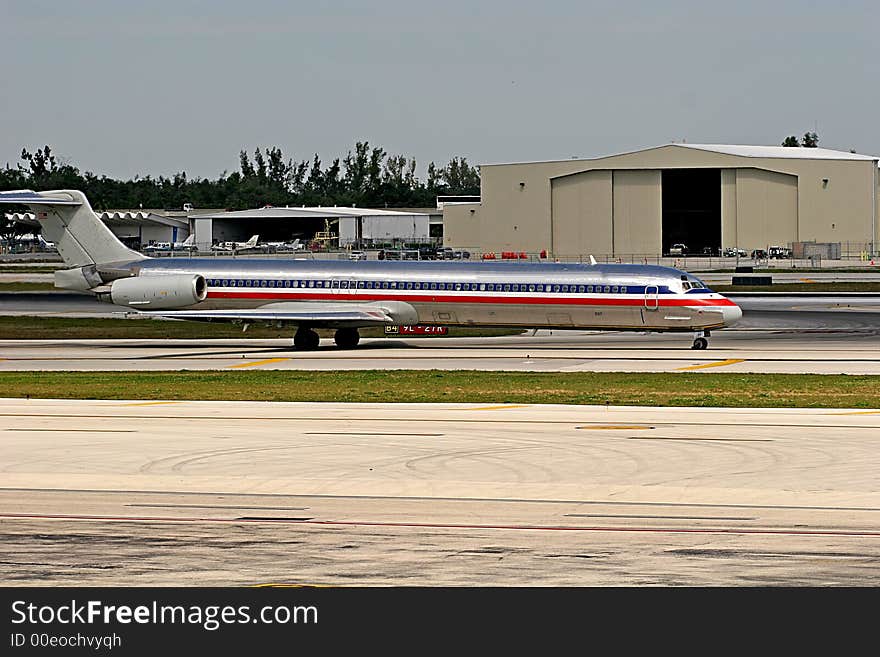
125;258;742;332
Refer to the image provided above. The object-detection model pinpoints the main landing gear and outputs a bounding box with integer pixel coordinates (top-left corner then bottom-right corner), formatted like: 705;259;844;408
691;330;710;350
294;327;320;351
334;327;360;349
294;327;361;351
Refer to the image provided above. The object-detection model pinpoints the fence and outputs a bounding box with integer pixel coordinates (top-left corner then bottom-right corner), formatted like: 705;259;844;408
454;241;879;268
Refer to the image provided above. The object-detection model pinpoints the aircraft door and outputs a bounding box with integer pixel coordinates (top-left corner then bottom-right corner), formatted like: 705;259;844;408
644;285;659;310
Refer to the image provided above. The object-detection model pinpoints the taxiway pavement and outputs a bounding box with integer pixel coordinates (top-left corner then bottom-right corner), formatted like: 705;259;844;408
2;398;878;585
1;328;879;374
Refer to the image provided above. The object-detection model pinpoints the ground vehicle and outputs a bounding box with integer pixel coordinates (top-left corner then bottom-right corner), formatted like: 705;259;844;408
768;245;792;259
453;250;471;259
668;243;688;256
751;249;767;259
437;247;455;260
722;247;747;257
347;251;367;260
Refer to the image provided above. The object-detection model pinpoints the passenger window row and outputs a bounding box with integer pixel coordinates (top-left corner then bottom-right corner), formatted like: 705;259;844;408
205;278;631;294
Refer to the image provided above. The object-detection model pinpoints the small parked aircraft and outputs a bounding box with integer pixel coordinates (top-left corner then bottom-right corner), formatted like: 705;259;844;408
264;238;303;252
211;235;260;252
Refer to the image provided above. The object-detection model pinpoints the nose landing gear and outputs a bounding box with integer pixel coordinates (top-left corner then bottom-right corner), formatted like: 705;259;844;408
691;330;710;350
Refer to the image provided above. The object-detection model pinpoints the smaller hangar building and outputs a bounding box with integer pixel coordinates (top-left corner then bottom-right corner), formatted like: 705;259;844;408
444;144;880;258
190;206;430;249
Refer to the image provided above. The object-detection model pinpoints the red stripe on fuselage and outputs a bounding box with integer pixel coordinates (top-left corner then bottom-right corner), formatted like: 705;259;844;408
205;291;737;307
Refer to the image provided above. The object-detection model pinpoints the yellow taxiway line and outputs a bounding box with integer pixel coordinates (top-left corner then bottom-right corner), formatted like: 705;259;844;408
577;425;654;430
677;358;745;371
228;358;291;369
830;410;880;415
469;404;531;411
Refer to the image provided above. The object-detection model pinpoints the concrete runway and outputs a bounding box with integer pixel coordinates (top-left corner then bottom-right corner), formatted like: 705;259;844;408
2;292;879;586
1;398;878;586
2;328;880;374
1;291;878;372
0;291;111;317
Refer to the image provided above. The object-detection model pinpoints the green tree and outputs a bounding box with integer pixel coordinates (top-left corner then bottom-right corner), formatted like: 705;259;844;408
1;141;480;211
442;157;480;195
802;131;819;148
0;212;30;250
253;149;267;181
239;150;255;178
781;136;800;147
265;147;292;190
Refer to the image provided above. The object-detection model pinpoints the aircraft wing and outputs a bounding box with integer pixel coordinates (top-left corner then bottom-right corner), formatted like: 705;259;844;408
141;301;418;328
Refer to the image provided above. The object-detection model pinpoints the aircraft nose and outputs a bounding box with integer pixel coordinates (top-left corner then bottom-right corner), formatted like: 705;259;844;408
722;300;743;326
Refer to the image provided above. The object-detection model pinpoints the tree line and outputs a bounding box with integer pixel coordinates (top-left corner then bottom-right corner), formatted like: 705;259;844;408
0;142;481;211
781;132;819;147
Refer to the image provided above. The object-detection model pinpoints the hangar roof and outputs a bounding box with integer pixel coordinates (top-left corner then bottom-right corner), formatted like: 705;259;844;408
484;143;880;166
675;144;879;161
191;206;429;220
5;211;188;229
97;211;188;229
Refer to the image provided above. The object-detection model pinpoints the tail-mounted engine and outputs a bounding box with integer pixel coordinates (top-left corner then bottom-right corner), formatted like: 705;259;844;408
103;274;207;309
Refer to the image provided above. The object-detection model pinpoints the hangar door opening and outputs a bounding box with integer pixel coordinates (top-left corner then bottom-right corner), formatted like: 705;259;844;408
662;169;720;255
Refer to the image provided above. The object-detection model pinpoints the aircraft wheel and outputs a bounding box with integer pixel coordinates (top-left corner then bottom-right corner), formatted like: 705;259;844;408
692;337;708;350
294;328;320;351
334;328;360;349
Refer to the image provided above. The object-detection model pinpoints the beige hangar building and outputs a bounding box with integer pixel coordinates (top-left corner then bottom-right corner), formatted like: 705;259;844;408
443;144;880;259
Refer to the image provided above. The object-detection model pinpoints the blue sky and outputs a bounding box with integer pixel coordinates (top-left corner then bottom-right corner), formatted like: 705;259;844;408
2;0;877;178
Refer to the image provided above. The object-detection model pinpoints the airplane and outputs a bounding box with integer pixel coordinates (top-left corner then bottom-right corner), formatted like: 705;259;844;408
211;234;260;252
264;238;303;252
142;234;195;253
0;189;742;351
174;233;197;251
37;234;56;250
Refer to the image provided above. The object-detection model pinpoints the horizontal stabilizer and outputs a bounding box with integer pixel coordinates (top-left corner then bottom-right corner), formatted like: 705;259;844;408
0;190;82;206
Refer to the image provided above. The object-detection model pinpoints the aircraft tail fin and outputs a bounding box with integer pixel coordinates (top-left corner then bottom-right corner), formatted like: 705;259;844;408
589;255;597;265
244;235;259;248
0;190;144;267
181;233;194;247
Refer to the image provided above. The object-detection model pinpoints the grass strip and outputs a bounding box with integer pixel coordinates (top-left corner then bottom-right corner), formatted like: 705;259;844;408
0;282;55;291
1;371;878;408
0;266;61;273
